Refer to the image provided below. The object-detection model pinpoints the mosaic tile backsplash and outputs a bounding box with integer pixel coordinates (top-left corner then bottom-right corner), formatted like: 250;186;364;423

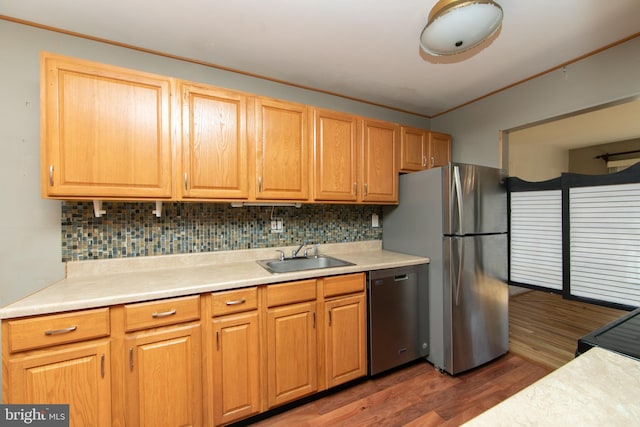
61;202;383;262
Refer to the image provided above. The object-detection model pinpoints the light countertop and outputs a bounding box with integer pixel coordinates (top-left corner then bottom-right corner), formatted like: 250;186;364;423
0;241;428;319
463;347;640;426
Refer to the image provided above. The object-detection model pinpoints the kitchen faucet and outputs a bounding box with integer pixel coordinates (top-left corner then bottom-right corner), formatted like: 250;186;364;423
292;241;306;258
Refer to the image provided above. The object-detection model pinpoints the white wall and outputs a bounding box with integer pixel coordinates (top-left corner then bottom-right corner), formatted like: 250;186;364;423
432;36;640;170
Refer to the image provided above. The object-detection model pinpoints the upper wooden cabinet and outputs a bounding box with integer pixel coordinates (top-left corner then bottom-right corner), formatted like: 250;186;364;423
254;97;309;201
400;126;428;172
312;110;398;204
41;52;173;199
400;126;451;172
312;109;359;202
361;119;399;203
429;131;452;168
40;53;414;204
180;82;249;200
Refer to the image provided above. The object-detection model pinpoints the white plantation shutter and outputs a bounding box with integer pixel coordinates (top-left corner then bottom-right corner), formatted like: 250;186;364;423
510;190;563;290
570;183;640;305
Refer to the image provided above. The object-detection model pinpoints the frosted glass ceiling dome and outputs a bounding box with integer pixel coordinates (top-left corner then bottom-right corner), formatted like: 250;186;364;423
420;0;503;56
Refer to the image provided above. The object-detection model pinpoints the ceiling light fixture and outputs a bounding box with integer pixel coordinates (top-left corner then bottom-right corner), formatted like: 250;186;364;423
419;0;503;56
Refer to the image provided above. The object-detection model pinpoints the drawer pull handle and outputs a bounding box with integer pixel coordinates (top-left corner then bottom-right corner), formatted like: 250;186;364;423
129;347;134;371
226;299;246;306
44;325;77;336
152;309;177;318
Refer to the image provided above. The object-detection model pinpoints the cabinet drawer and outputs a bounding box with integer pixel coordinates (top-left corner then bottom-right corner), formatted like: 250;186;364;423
6;307;110;353
212;287;258;316
324;273;365;298
266;279;317;307
124;295;200;332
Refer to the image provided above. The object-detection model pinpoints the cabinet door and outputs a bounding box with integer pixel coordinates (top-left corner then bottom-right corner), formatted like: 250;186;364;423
428;131;452;168
361;119;398;203
254;97;309;200
266;301;317;408
313;109;358;201
181;83;249;199
325;294;367;388
126;323;202;427
7;340;111;427
400;126;428;172
41;52;172;199
212;311;260;425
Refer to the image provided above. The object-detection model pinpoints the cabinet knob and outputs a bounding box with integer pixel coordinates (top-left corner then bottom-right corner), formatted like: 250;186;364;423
184;172;188;191
49;165;54;186
258;176;263;193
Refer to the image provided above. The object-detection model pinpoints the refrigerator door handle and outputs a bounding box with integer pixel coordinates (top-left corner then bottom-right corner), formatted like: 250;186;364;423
454;237;465;306
453;165;464;235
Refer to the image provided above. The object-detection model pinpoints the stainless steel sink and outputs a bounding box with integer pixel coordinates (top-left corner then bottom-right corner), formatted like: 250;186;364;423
256;255;354;274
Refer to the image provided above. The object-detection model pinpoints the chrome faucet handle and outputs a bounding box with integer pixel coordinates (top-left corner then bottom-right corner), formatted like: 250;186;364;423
275;249;285;261
303;243;319;258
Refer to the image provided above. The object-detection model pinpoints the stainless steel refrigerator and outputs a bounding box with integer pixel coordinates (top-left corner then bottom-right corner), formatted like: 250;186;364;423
383;163;508;375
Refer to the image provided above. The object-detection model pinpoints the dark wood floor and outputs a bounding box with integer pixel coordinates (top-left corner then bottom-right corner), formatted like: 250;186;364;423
251;354;549;427
249;290;627;426
509;290;626;369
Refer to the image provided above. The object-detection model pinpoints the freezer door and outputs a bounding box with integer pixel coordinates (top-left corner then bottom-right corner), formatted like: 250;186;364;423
443;234;508;374
443;163;507;235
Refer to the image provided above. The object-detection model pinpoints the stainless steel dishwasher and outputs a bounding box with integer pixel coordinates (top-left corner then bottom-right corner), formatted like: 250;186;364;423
368;264;429;375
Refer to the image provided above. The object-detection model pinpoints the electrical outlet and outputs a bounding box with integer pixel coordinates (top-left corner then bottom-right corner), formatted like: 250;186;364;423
372;213;380;228
271;218;283;233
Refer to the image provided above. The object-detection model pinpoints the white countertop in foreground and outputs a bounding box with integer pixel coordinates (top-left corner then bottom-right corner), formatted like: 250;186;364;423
0;241;428;319
463;347;640;426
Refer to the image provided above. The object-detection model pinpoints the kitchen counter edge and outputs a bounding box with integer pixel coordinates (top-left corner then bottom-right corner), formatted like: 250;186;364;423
0;242;429;320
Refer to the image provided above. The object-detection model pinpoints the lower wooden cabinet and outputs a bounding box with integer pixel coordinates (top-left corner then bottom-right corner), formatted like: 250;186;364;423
266;301;318;408
125;322;202;427
325;293;367;388
2;273;369;426
212;311;260;425
5;339;112;427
